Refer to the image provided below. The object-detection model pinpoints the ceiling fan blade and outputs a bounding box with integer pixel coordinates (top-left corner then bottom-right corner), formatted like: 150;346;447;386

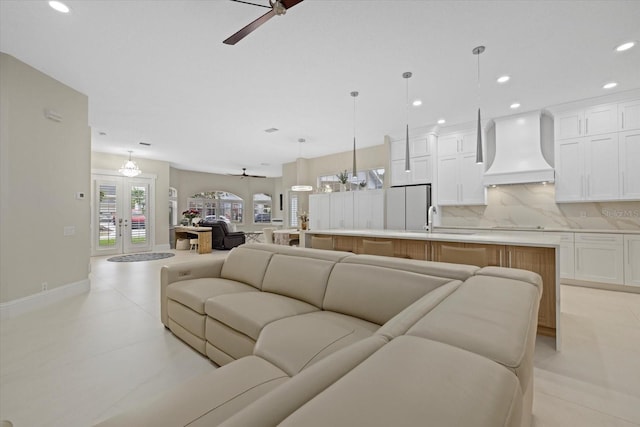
223;9;275;45
229;0;271;9
281;0;303;10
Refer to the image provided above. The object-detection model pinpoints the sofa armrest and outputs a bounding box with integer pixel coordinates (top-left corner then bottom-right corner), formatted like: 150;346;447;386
161;258;225;326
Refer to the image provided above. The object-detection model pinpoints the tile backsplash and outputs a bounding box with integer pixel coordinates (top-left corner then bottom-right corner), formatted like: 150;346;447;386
441;184;640;230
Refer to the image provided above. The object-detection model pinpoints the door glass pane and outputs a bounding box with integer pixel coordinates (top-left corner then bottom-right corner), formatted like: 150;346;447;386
130;185;147;245
99;184;117;247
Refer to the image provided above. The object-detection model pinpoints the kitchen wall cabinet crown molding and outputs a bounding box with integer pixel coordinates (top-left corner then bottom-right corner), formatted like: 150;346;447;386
436;128;486;206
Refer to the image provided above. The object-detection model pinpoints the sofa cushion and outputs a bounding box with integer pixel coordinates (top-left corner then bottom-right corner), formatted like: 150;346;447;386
242;243;352;262
94;356;289;427
219;336;388;427
254;311;379;376
341;254;479;281
406;275;540;392
277;336;523;427
206;317;258;363
205;292;318;340
322;263;453;325
261;254;336;308
167;277;257;315
220;246;274;289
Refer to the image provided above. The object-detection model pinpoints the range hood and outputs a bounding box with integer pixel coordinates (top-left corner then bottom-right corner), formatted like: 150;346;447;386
483;110;555;186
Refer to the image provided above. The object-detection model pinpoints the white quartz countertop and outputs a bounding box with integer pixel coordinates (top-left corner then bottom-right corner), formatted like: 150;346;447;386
433;226;640;235
307;229;561;248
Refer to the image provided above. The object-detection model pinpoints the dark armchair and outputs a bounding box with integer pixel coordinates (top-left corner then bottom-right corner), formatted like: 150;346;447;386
202;220;245;250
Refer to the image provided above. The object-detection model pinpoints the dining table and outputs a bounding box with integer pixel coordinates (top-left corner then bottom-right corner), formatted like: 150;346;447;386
273;229;301;246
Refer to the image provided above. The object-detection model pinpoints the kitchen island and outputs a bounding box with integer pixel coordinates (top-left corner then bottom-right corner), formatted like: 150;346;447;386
305;229;561;349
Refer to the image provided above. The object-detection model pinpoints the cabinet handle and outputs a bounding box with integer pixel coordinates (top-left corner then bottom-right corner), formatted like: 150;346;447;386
586;118;589;134
578;119;581;135
508;250;512;268
499;249;503;266
628;240;631;265
621;112;624;129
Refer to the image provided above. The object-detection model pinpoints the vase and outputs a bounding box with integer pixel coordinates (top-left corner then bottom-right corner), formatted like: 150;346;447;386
339;183;347;192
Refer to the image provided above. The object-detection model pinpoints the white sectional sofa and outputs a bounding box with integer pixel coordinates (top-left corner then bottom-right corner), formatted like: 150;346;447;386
97;243;542;427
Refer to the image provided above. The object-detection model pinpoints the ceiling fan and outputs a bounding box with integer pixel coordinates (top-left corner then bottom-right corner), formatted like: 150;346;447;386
223;0;304;45
229;168;267;178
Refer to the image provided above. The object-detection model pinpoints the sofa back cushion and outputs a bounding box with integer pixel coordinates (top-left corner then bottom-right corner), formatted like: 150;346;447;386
342;255;479;281
322;263;453;325
221;247;274;289
262;254;336;307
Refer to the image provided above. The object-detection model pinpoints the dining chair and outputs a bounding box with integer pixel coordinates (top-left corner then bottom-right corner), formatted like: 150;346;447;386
311;236;334;250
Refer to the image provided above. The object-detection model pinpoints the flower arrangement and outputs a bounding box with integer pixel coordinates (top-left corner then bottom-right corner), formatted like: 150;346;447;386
336;170;349;184
182;208;200;220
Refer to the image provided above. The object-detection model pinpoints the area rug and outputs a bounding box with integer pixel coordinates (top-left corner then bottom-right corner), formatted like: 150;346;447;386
107;253;175;262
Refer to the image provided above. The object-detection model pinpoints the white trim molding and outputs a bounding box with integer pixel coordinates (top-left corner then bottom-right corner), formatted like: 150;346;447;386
0;278;90;320
154;243;171;251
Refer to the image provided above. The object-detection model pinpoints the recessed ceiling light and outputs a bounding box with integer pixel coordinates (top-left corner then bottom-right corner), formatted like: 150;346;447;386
615;41;635;52
412;99;422;107
264;128;279;133
98;131;107;136
510;103;521;109
603;82;618;89
437;119;446;125
497;75;510;84
49;1;70;13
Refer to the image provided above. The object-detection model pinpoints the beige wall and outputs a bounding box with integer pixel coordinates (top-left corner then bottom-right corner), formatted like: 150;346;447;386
91;152;171;247
0;53;91;303
170;168;283;231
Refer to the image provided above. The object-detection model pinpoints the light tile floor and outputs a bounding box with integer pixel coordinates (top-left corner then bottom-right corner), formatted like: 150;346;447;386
1;251;639;426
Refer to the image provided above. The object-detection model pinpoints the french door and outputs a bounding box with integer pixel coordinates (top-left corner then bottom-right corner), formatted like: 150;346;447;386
92;175;153;256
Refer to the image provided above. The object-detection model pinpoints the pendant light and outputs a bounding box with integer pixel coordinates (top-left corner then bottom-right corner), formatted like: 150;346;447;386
472;46;485;164
118;150;142;177
351;91;359;181
402;72;412;172
291;138;313;192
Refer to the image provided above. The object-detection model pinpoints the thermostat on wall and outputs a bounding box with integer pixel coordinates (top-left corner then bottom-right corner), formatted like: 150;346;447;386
76;192;85;200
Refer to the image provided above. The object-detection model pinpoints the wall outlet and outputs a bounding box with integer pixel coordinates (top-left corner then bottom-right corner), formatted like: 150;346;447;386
42;282;48;291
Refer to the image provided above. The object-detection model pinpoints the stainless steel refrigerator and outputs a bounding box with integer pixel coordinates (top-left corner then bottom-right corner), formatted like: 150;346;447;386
386;184;432;231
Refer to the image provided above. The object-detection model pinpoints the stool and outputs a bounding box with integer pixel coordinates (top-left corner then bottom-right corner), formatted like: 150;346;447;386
189;238;199;252
362;240;394;257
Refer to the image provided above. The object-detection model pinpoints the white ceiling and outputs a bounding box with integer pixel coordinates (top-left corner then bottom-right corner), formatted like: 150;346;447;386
1;0;639;177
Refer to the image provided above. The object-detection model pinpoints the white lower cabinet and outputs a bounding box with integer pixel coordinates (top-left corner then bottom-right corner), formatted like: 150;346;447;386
574;233;624;285
544;232;575;279
309;193;331;230
354;190;385;229
624;234;640;286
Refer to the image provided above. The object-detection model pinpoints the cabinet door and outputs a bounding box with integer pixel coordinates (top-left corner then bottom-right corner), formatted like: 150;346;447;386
437;155;460;205
385;187;405;230
309;194;331;230
411;155;432;184
555;139;584;202
545;232;575;279
390;159;410;187
459;130;478;154
438;134;460;156
353;190;384;229
459;152;486;205
619;130;640;200
585;103;618;136
555;110;583;140
575;234;624;285
619;99;640;131
585;133;619;201
330;192;353;229
624;235;640;287
411;136;430;157
369;190;385;229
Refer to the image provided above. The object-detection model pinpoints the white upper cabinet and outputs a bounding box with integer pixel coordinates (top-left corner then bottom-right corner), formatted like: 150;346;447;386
619;99;640;131
619;130;640;199
436;129;486;206
389;136;434;186
555;103;618;140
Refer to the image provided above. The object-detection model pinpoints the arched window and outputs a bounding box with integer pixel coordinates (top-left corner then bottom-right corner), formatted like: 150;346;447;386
253;193;272;224
187;191;244;224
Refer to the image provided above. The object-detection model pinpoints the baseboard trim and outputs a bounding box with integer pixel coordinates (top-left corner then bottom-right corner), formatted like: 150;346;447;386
154;244;171;251
561;278;640;294
0;278;90;320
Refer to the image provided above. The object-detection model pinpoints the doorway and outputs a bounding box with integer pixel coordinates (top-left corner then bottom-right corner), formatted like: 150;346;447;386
92;175;154;256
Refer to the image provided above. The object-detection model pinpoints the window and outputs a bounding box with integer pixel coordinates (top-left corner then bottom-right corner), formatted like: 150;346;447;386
187;191;243;223
289;193;299;227
318;168;385;192
253;193;272;224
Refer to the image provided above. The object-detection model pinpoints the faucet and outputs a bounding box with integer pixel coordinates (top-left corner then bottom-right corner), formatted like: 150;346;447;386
427;205;437;233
